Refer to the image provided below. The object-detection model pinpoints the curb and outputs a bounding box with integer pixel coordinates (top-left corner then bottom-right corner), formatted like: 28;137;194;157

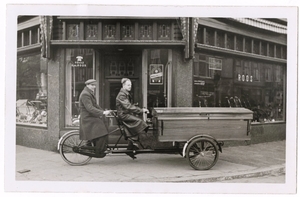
171;165;285;183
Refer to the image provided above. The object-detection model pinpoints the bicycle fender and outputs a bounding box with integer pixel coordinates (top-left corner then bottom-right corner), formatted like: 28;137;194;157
182;134;221;158
57;130;79;151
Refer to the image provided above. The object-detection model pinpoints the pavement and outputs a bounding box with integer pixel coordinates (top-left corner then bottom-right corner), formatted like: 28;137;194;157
9;140;287;192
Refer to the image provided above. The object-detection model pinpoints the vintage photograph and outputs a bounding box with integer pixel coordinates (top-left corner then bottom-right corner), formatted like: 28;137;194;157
4;3;298;195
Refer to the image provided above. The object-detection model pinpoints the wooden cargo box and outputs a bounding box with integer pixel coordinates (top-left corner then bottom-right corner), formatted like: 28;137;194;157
152;107;253;142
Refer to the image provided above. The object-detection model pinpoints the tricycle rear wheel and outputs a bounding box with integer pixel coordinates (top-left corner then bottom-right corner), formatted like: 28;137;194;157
186;137;219;170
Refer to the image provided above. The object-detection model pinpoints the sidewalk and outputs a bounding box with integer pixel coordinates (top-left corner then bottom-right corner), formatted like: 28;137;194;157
8;140;288;193
14;140;286;184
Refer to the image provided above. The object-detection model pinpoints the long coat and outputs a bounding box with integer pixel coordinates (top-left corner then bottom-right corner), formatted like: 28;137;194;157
116;88;148;137
79;87;108;140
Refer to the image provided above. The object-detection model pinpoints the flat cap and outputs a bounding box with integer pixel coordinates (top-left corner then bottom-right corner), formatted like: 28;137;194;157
85;79;97;85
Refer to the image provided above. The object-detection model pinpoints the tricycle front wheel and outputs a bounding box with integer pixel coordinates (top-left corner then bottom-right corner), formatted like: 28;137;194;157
59;131;92;166
186;137;219;170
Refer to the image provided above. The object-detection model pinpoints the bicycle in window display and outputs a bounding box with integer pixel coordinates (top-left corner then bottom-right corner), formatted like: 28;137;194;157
58;107;253;170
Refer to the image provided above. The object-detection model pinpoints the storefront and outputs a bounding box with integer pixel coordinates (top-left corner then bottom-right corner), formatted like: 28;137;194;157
16;16;287;151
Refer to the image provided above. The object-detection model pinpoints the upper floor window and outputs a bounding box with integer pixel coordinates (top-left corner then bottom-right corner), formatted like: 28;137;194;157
158;24;171;40
67;24;79;40
140;24;152;39
103;24;116;40
121;25;134;40
17;26;40;48
85;24;98;39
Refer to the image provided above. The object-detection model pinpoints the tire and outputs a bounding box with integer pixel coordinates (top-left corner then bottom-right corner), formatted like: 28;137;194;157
59;131;92;166
186;137;219;170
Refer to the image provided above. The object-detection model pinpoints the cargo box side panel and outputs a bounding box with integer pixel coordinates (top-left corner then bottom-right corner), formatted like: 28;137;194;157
158;119;249;141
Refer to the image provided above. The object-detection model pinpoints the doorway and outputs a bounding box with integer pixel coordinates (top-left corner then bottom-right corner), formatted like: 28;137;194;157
101;52;142;110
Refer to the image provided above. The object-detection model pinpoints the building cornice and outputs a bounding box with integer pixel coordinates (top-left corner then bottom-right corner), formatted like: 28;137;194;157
196;43;287;64
230;18;287;34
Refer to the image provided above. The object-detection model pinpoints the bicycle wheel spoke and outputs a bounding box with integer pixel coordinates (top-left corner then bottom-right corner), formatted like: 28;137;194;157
186;138;219;170
59;131;92;166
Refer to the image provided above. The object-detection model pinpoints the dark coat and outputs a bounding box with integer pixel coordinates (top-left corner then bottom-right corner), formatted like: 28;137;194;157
79;87;108;140
116;88;148;137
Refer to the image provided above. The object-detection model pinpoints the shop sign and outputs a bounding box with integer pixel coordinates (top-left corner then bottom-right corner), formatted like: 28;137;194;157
72;56;87;67
194;79;205;86
238;73;253;82
208;57;222;70
149;64;163;85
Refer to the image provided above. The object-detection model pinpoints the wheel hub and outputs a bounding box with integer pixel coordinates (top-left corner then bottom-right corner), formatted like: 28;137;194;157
72;146;79;152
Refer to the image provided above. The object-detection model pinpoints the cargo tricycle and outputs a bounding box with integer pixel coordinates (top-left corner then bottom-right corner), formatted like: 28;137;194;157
58;107;253;170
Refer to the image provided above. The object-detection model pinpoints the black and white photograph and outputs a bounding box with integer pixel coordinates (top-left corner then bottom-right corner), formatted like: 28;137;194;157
2;1;298;196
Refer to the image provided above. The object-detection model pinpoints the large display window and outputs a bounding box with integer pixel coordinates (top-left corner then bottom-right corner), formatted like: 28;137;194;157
65;48;95;127
193;53;285;123
147;49;169;109
16;53;48;126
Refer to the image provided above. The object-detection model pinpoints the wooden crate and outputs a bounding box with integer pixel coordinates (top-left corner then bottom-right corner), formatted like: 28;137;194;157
152;107;253;142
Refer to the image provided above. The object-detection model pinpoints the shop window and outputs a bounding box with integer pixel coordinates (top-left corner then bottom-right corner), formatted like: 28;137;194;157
243;61;251;80
251;62;260;82
147;49;168;109
193;53;285;123
274;65;283;82
16;53;48;126
65;48;94;127
265;64;273;82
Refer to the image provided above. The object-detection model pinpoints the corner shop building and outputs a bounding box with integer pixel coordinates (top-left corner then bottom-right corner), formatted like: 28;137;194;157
16;16;287;151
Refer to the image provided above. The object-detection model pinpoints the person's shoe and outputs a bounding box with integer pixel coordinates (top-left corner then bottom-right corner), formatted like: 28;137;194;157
95;152;106;158
126;153;137;160
128;138;139;149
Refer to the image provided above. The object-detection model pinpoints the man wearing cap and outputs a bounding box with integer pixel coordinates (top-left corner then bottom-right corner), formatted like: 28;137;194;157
79;79;111;158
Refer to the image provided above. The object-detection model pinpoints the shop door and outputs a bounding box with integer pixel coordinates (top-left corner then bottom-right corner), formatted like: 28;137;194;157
103;53;142;110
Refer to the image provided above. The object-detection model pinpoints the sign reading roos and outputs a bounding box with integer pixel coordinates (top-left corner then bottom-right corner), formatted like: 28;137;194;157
72;56;87;67
149;64;163;85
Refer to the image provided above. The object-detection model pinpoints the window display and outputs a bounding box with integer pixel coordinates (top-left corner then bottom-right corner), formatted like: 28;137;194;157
147;49;169;109
65;48;94;127
16;53;47;126
193;53;285;123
